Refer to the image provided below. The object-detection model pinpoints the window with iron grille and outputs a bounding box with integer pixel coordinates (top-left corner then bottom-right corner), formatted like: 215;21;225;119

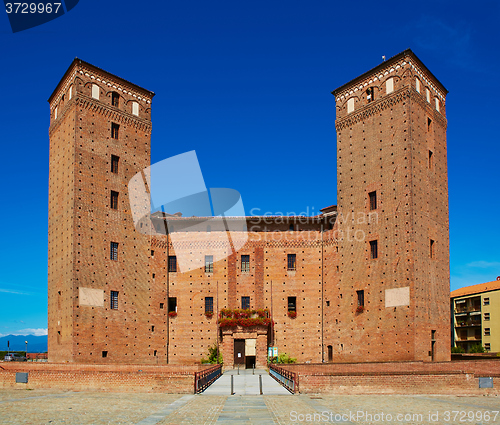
357;290;364;307
168;256;177;272
369;240;378;259
110;291;118;310
368;191;377;210
111;92;119;107
288;296;296;312
110;191;119;210
287;254;296;271
110;242;118;261
205;255;214;273
111;155;119;173
241;296;250;310
111;123;119;139
241;255;250;272
205;296;214;313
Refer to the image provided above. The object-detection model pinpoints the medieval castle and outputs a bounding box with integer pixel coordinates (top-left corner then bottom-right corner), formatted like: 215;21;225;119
48;49;450;367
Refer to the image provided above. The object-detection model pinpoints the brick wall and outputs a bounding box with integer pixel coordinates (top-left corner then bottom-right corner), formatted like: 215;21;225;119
0;363;208;393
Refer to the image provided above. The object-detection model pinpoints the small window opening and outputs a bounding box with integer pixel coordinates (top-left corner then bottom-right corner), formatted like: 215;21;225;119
368;191;377;210
111;123;119;139
366;87;374;103
369;240;378;259
288;296;297;312
241;255;250;272
428;150;433;169
110;191;119;210
110;291;118;310
484;298;490;306
484;328;490;336
205;297;214;313
168;256;177;272
430;239;435;259
111;92;119;107
427;117;432;131
110;242;119;261
168;297;177;312
160;303;164;309
153;350;157;356
356;290;364;307
102;351;108;358
287;254;296;271
111;155;119;173
205;255;214;273
151;325;155;332
241;296;250;310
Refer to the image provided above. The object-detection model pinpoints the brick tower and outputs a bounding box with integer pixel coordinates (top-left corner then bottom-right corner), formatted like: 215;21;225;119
48;59;155;362
331;49;450;362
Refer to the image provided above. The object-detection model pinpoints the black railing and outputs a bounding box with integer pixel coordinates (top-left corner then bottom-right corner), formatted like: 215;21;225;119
194;364;222;394
269;364;298;393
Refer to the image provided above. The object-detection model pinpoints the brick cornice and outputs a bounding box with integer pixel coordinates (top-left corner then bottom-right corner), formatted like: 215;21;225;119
335;88;446;132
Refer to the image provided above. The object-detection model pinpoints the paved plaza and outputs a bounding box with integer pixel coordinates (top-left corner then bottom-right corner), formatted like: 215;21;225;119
1;370;499;424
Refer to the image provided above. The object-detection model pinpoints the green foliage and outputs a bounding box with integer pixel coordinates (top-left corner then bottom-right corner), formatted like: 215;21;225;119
0;351;26;357
470;344;485;353
269;353;297;364
201;344;223;365
451;346;465;353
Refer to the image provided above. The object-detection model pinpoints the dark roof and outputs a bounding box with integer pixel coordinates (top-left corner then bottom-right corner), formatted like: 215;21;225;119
48;58;155;103
331;49;448;97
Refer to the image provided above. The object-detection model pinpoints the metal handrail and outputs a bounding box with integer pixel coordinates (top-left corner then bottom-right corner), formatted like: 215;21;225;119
269;364;298;393
194;364;222;394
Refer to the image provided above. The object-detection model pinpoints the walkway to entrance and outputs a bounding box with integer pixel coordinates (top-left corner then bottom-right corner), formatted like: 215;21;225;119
201;369;291;396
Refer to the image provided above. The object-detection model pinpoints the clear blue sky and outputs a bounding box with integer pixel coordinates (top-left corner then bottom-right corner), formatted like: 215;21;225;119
0;0;499;337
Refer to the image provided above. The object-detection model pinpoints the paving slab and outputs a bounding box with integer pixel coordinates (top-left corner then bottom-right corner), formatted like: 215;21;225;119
201;369;291;396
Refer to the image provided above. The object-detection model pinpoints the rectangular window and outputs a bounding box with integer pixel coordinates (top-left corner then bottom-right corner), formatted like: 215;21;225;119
132;101;139;116
205;255;214;273
110;190;119;210
92;84;99;100
151;250;154;257
426;88;431;103
110;291;118;310
368;191;377;210
241;255;250;272
430;239;435;259
369;240;378;259
111;155;119;173
287;254;296;271
484;313;490;321
386;77;394;94
357;290;364;307
428;150;433;169
54;106;58;120
484;297;490;306
160;302;164;309
205;296;214;313
110;242;119;261
347;98;355;114
415;78;421;93
484;328;491;336
111;123;119;139
102;350;108;358
168;297;177;312
427;117;432;132
435;98;440;112
111;92;119;107
168;256;177;272
241;296;250;310
288;296;297;312
485;343;491;351
366;87;374;103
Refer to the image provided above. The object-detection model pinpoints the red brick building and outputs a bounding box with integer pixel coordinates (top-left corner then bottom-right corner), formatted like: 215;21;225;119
48;49;450;366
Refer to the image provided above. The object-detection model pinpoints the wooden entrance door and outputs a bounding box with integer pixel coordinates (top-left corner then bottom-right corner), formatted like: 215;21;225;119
234;339;245;365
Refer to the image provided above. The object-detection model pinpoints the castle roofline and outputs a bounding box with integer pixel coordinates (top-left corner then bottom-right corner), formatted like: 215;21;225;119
331;49;448;97
48;58;155;103
450;279;500;298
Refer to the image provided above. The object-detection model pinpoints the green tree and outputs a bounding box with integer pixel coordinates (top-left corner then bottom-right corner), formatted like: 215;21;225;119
470;344;485;353
451;346;465;353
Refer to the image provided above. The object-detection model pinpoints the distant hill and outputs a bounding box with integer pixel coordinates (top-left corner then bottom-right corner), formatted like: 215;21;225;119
0;335;47;352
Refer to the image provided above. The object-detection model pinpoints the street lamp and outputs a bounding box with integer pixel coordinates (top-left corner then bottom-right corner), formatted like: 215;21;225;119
25;341;28;360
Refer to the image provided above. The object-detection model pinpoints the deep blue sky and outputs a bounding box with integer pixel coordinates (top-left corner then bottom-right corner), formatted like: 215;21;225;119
0;0;499;337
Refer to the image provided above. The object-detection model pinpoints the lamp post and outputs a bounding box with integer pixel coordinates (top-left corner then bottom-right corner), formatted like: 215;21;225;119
25;341;28;359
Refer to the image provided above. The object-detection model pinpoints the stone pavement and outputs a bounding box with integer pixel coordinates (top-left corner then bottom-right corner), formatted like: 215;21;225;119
1;372;500;424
